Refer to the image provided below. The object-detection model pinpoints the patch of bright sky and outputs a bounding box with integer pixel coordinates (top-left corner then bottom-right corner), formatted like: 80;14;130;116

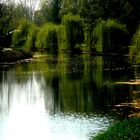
1;0;41;10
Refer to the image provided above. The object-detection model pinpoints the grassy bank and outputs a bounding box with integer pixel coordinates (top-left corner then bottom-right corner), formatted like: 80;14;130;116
93;118;140;140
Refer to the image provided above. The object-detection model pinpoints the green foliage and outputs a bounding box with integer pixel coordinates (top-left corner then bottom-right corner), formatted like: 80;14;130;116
60;0;80;17
11;19;37;51
0;2;17;48
92;19;128;53
57;25;67;50
79;0;102;23
130;26;140;55
129;25;140;63
40;0;61;23
62;14;84;50
36;23;59;50
94;118;140;140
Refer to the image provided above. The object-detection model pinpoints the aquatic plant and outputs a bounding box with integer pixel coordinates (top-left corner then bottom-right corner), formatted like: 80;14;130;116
93;118;140;140
61;14;84;51
36;23;59;51
92;19;128;53
11;19;37;51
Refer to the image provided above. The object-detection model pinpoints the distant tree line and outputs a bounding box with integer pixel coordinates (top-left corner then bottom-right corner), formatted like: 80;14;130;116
1;0;140;56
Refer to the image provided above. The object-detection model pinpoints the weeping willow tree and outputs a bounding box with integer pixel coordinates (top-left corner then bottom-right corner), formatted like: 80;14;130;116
61;14;84;51
11;19;37;51
57;25;67;50
92;19;129;53
129;26;140;63
35;23;59;51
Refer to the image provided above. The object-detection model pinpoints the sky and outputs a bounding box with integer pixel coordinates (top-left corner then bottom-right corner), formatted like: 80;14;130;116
0;0;41;10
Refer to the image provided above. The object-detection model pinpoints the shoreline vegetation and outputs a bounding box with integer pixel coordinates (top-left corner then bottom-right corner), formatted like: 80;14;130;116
93;117;140;140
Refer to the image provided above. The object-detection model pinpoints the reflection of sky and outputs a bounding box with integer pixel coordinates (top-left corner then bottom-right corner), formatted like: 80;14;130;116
0;71;113;140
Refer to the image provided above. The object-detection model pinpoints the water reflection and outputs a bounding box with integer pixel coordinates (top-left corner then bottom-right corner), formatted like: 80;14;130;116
0;53;136;140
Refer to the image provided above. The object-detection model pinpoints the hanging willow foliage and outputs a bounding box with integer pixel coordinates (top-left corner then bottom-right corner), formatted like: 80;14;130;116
61;14;84;50
57;25;67;50
130;26;140;55
36;23;59;51
12;19;37;51
92;19;128;53
129;25;140;63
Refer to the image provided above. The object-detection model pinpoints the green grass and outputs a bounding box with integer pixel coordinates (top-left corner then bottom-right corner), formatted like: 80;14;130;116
93;118;140;140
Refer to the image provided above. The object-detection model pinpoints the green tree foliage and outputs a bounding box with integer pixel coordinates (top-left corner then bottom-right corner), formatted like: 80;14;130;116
36;23;59;50
100;0;140;34
34;10;45;26
40;0;61;23
60;0;80;16
92;19;128;53
0;0;37;49
12;19;37;51
129;25;140;63
79;0;102;23
0;2;16;48
62;14;84;50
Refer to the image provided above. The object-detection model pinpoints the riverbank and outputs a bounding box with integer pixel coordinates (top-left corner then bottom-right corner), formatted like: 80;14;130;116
0;48;33;63
93;117;140;140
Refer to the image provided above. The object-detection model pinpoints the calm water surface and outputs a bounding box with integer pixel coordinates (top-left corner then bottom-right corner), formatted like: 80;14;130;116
0;53;138;140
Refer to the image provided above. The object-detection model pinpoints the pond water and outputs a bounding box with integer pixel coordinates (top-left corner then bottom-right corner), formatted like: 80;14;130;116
0;52;139;140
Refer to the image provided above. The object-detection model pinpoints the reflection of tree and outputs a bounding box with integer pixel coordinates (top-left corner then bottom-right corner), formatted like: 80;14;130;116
0;52;135;117
41;53;134;116
66;55;84;80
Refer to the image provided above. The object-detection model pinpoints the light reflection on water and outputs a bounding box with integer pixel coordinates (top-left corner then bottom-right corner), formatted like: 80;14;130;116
0;71;113;140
